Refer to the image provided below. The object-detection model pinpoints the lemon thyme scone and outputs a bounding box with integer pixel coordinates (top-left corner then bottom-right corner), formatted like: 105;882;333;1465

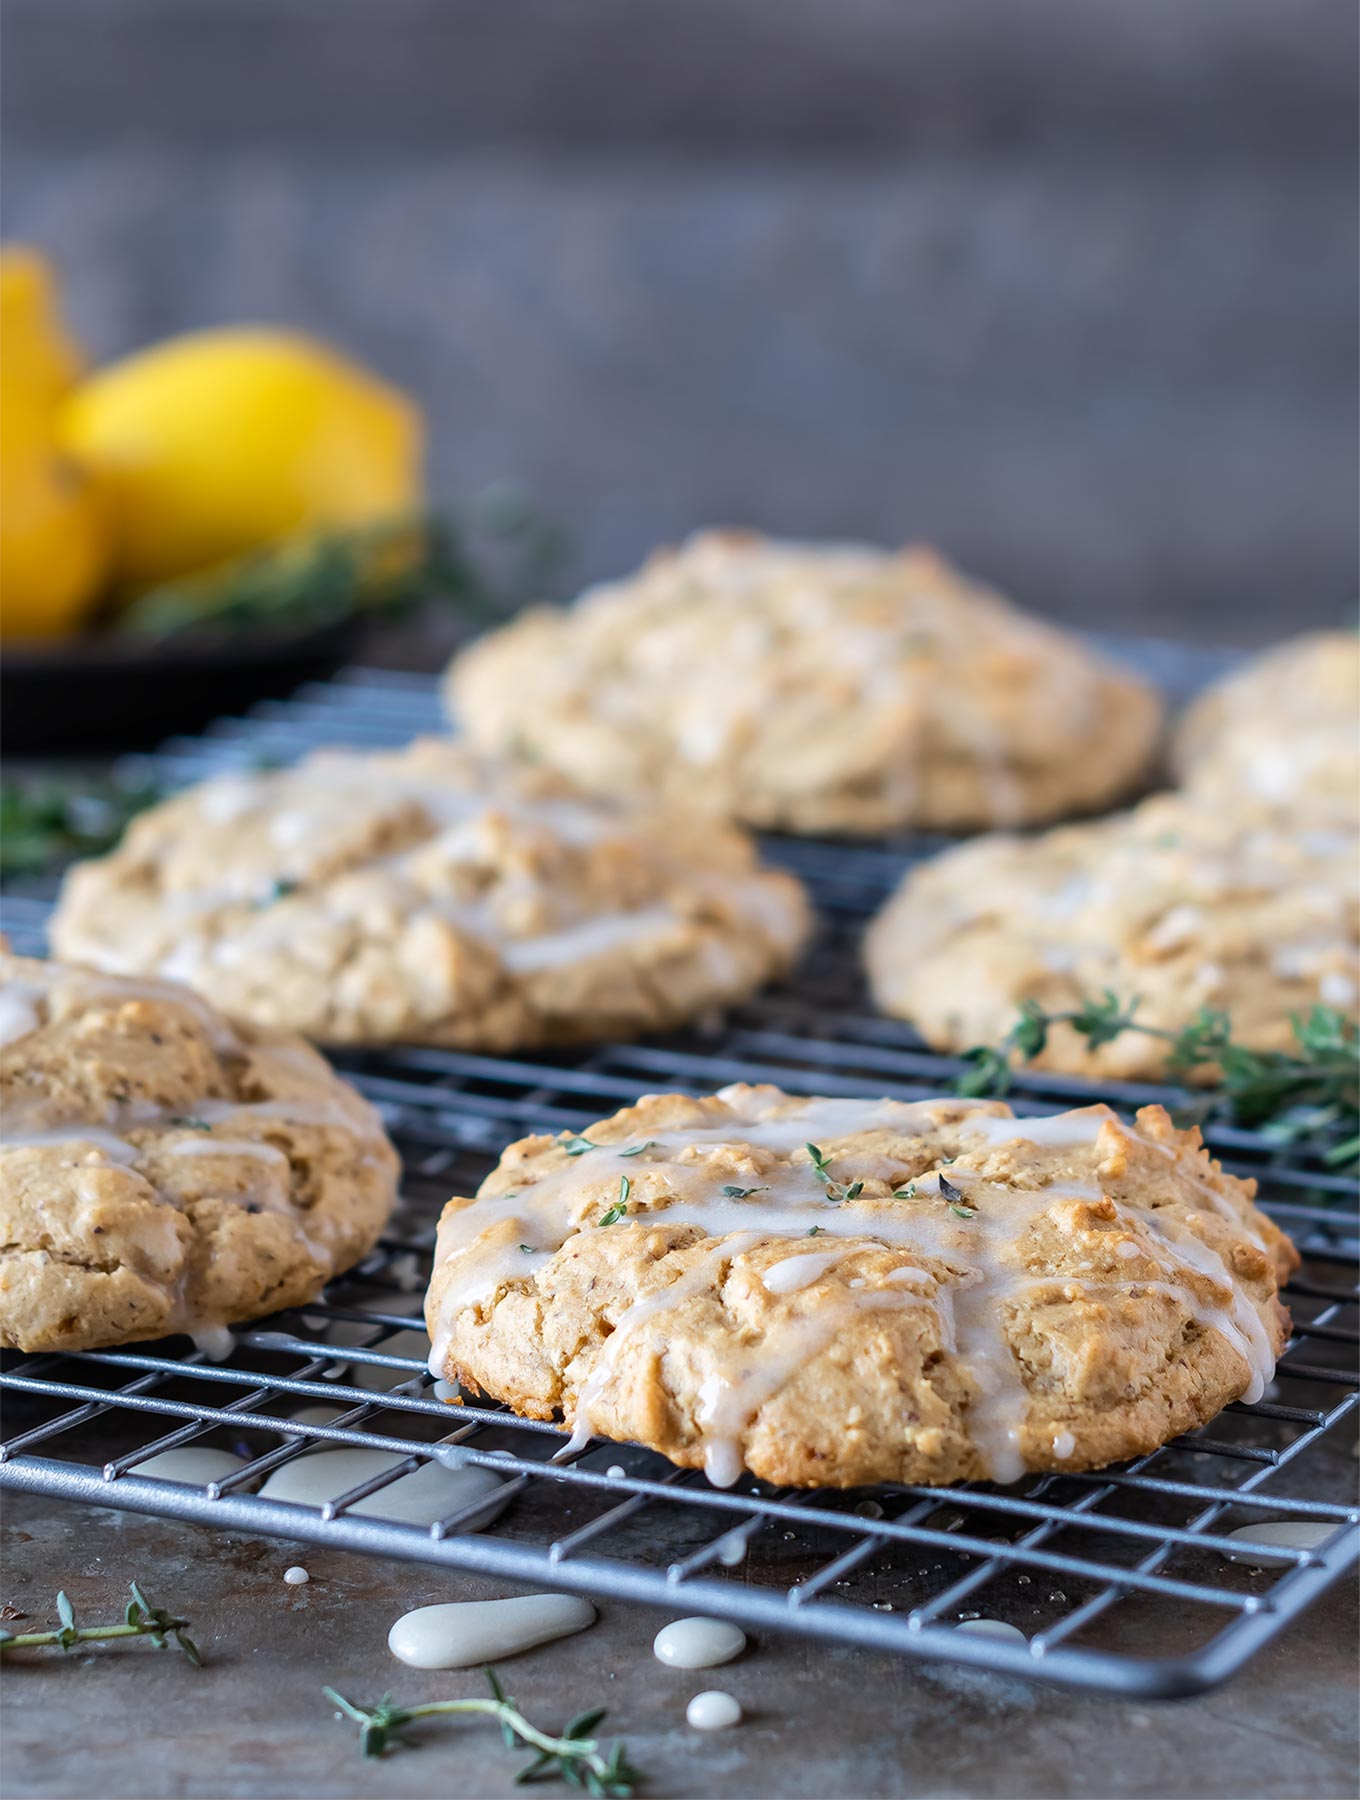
1172;631;1360;821
445;532;1164;836
0;953;398;1354
865;792;1360;1080
425;1083;1295;1488
49;740;810;1049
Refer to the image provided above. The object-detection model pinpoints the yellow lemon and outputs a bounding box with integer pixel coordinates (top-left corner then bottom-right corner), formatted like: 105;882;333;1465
0;394;107;639
0;245;86;408
61;328;424;593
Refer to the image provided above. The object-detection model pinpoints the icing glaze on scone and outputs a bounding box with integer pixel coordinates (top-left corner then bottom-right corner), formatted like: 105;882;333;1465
447;532;1164;835
49;739;810;1048
865;790;1359;1079
425;1084;1295;1488
0;954;398;1352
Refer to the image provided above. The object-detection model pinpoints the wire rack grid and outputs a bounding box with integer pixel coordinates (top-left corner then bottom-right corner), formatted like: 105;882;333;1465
1;657;1356;1701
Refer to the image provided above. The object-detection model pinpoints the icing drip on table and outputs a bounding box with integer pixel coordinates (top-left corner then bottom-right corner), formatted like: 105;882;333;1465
426;1090;1282;1485
653;1617;746;1669
388;1595;595;1669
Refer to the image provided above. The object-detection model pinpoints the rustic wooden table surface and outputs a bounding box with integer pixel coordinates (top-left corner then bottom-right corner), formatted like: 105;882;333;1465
3;1474;1356;1799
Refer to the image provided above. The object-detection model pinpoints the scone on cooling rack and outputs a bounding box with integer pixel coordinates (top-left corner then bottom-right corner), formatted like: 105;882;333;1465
864;790;1360;1081
425;1083;1296;1489
48;739;810;1049
445;531;1165;836
0;952;399;1353
1172;631;1360;822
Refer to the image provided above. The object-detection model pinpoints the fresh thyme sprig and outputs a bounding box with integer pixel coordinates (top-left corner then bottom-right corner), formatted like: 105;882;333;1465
118;489;566;640
0;1582;200;1664
598;1176;631;1226
958;996;1359;1170
0;773;161;877
324;1668;642;1794
804;1143;864;1203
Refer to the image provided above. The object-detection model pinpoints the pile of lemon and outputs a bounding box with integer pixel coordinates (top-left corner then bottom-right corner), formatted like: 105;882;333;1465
0;248;423;640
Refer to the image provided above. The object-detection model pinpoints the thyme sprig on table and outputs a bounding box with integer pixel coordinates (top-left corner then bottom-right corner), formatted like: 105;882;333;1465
325;1668;642;1794
0;1582;200;1664
957;995;1359;1170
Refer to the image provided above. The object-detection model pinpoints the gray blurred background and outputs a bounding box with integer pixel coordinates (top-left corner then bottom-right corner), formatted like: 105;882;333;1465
4;0;1356;645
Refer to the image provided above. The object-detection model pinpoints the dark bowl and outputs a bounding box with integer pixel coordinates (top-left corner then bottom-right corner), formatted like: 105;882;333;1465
1;619;362;756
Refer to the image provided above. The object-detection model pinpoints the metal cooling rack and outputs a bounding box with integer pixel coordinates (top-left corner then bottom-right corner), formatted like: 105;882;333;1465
1;660;1356;1700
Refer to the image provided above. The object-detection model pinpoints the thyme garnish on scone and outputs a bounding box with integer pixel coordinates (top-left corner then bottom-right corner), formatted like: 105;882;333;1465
0;1582;200;1664
325;1668;642;1794
957;996;1359;1169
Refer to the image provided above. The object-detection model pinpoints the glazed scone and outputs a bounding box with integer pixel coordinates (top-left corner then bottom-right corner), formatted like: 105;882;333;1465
446;532;1164;836
0;953;398;1353
1172;631;1360;821
49;740;810;1049
425;1083;1295;1488
865;791;1360;1080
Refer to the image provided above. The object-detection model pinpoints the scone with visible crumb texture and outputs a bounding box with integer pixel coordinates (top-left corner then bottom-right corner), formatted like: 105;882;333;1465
49;739;810;1049
0;953;398;1353
447;532;1164;835
865;792;1359;1079
1172;631;1360;822
425;1083;1294;1488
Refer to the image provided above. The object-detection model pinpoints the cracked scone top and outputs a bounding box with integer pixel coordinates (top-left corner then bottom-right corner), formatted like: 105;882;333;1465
49;739;810;1048
1172;632;1360;823
0;953;399;1353
446;532;1165;835
865;791;1360;1080
425;1083;1295;1488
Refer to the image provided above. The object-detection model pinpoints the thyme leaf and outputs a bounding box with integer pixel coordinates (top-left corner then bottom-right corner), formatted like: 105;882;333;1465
561;1135;599;1157
617;1140;657;1159
721;1184;767;1199
597;1177;631;1227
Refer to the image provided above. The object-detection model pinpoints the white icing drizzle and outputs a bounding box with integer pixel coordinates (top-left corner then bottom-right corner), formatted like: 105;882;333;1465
427;1093;1281;1485
388;1595;596;1670
1;1127;141;1165
283;1565;310;1585
191;1325;237;1361
1224;1520;1338;1568
166;1139;289;1164
964;1107;1110;1149
0;981;45;1050
259;1448;506;1529
130;1447;248;1485
653;1617;746;1669
955;1618;1027;1644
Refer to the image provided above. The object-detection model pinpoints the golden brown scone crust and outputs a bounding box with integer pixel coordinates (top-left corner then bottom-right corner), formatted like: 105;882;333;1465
425;1084;1295;1489
49;739;810;1049
446;532;1164;836
1172;632;1360;823
865;791;1359;1080
0;954;398;1352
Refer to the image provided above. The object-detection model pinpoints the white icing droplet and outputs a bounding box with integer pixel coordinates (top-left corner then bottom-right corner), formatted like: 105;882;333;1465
259;1449;506;1529
1225;1520;1338;1568
191;1325;237;1362
433;1379;460;1403
715;1529;749;1566
955;1618;1027;1644
1051;1431;1076;1460
653;1617;746;1669
283;1566;310;1585
388;1594;596;1670
131;1448;248;1485
686;1690;742;1730
605;1465;626;1480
